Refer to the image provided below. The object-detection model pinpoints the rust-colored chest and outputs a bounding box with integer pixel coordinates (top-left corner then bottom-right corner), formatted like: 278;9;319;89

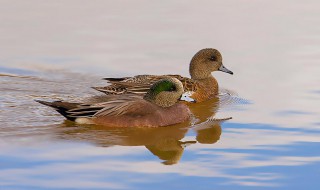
190;77;218;102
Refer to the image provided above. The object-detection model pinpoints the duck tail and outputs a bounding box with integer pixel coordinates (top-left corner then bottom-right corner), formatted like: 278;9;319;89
35;100;79;121
103;77;129;82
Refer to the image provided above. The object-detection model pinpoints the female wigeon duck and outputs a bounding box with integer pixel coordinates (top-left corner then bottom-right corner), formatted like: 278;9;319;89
36;78;195;127
93;48;233;102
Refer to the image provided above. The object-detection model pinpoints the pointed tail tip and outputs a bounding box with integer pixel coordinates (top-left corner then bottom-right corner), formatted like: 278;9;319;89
34;99;54;107
34;99;46;104
91;86;100;90
103;77;120;81
103;77;129;81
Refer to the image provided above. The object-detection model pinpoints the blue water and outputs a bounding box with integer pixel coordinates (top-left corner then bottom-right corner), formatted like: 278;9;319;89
1;122;319;189
1;0;320;189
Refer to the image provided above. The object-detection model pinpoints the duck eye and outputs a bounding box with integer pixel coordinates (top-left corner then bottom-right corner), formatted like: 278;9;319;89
209;55;216;61
168;86;176;92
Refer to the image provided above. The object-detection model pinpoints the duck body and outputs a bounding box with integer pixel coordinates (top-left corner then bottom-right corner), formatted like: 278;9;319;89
93;48;233;103
92;100;190;127
36;78;193;127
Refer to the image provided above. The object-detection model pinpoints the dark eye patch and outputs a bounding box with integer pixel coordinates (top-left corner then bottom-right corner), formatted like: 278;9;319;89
168;86;176;92
209;55;217;61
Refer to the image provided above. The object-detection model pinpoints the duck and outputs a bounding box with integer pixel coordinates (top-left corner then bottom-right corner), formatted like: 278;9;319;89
36;78;195;127
93;48;233;102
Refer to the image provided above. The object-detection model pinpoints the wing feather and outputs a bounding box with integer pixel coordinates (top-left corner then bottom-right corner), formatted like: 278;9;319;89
94;100;149;117
93;74;198;95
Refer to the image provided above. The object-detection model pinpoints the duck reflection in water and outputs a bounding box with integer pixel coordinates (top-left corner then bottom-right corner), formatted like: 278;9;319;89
57;104;229;165
186;95;231;144
59;122;194;165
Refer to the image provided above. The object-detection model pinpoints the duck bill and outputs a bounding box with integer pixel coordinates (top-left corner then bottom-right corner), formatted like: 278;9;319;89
180;92;196;103
218;64;233;75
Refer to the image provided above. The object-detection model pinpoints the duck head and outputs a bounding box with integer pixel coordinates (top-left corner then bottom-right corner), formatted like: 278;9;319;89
189;48;233;80
144;78;195;107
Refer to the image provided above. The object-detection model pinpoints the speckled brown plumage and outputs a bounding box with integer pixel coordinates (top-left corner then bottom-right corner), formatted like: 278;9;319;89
93;48;233;102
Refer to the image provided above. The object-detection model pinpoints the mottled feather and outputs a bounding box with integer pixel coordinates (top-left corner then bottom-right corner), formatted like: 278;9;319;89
94;74;197;95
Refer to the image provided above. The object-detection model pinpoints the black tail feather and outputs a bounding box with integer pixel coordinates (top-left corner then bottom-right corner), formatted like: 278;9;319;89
103;77;129;82
35;100;79;121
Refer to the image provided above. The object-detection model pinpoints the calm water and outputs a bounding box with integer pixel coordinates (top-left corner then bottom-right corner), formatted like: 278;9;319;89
1;1;320;189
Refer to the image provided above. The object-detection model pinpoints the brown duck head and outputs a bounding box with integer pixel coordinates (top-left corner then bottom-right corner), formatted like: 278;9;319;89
189;48;233;80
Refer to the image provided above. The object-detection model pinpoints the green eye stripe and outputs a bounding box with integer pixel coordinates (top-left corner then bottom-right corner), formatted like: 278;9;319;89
151;80;175;95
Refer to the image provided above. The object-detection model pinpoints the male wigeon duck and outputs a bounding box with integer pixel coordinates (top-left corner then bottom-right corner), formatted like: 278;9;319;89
93;48;233;102
36;78;195;127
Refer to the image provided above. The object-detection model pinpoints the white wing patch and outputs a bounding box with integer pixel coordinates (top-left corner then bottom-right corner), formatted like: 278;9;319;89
180;91;196;102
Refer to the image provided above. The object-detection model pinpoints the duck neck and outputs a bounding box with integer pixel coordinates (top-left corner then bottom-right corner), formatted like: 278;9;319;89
196;75;219;97
144;92;177;108
197;75;217;86
189;61;212;80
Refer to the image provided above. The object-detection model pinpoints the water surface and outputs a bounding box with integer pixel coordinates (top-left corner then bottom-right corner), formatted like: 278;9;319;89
1;1;320;189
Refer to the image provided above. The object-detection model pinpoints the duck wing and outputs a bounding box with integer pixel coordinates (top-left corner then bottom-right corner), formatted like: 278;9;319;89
68;95;143;117
104;75;161;84
93;99;152;117
93;74;197;95
36;95;145;120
